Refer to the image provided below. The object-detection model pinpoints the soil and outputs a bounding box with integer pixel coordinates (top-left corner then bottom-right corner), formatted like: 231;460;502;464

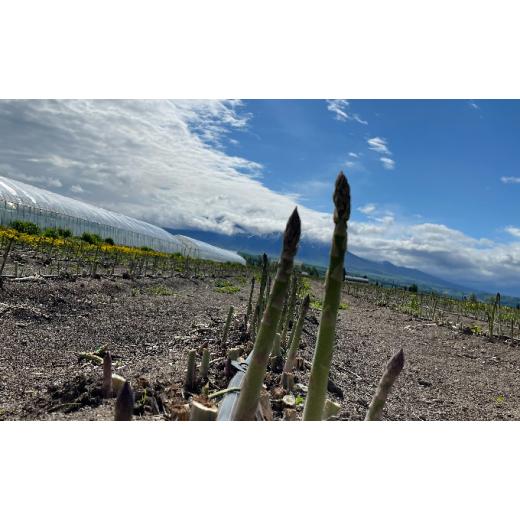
1;272;519;421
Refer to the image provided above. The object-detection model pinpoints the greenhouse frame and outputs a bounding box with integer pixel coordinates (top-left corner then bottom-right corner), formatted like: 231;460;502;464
0;175;245;265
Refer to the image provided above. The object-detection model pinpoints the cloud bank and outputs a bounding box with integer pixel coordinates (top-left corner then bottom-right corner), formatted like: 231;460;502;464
0;100;519;293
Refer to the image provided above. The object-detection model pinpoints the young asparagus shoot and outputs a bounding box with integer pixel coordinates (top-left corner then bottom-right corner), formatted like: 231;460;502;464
283;294;311;373
114;380;134;421
487;292;501;339
233;208;301;420
184;349;197;391
254;254;269;330
103;351;113;398
304;172;351;421
281;274;298;346
221;306;234;347
271;332;283;371
365;349;405;421
245;277;255;327
265;275;272;308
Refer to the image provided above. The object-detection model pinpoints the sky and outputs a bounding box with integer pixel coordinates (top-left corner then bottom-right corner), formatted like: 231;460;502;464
0;99;519;293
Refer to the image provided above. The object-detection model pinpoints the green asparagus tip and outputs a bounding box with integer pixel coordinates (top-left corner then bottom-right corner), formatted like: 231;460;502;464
333;172;351;223
283;207;301;258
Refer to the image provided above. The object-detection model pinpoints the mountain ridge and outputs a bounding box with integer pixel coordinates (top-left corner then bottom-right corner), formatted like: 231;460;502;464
165;227;520;306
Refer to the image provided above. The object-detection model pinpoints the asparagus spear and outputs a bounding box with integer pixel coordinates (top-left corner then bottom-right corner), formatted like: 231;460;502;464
114;380;134;421
233;209;301;420
283;294;310;373
365;349;404;421
221;306;234;347
303;172;350;421
245;276;255;327
281;274;298;347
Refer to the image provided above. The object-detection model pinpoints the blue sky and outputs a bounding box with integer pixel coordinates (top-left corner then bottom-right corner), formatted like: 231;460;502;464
0;99;519;293
223;99;520;240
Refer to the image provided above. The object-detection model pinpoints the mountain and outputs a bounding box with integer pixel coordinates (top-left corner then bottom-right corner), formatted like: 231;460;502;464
166;228;520;306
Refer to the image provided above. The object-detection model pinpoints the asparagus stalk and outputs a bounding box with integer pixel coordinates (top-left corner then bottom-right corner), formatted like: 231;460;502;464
365;349;405;421
103;351;113;398
250;303;260;340
221;306;234;347
303;172;350;421
184;349;197;391
265;275;272;308
233;208;301;420
253;254;269;328
245;276;255;327
281;274;298;346
224;347;240;378
200;347;210;380
272;332;282;359
283;294;310;373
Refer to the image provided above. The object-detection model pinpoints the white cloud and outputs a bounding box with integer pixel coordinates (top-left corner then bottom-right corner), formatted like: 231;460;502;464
468;101;480;110
368;136;396;169
1;100;520;293
348;152;359;158
27;154;83;169
505;226;520;238
501;176;520;184
380;157;395;170
358;203;376;214
349;219;520;293
0;100;323;240
367;136;391;155
326;100;368;125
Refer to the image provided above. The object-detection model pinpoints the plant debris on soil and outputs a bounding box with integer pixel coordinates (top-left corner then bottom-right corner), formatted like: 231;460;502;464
1;273;520;421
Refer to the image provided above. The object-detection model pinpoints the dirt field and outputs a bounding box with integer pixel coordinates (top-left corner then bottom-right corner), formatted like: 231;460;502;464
1;272;519;421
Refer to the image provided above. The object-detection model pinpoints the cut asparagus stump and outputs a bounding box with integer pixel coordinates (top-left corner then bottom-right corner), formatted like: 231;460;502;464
304;172;350;421
190;400;218;421
365;349;405;421
232;208;301;420
322;399;341;420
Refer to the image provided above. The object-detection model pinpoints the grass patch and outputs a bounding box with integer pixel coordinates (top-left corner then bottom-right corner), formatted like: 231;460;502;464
215;279;241;294
148;285;176;296
310;298;348;311
298;277;312;298
310;298;323;311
